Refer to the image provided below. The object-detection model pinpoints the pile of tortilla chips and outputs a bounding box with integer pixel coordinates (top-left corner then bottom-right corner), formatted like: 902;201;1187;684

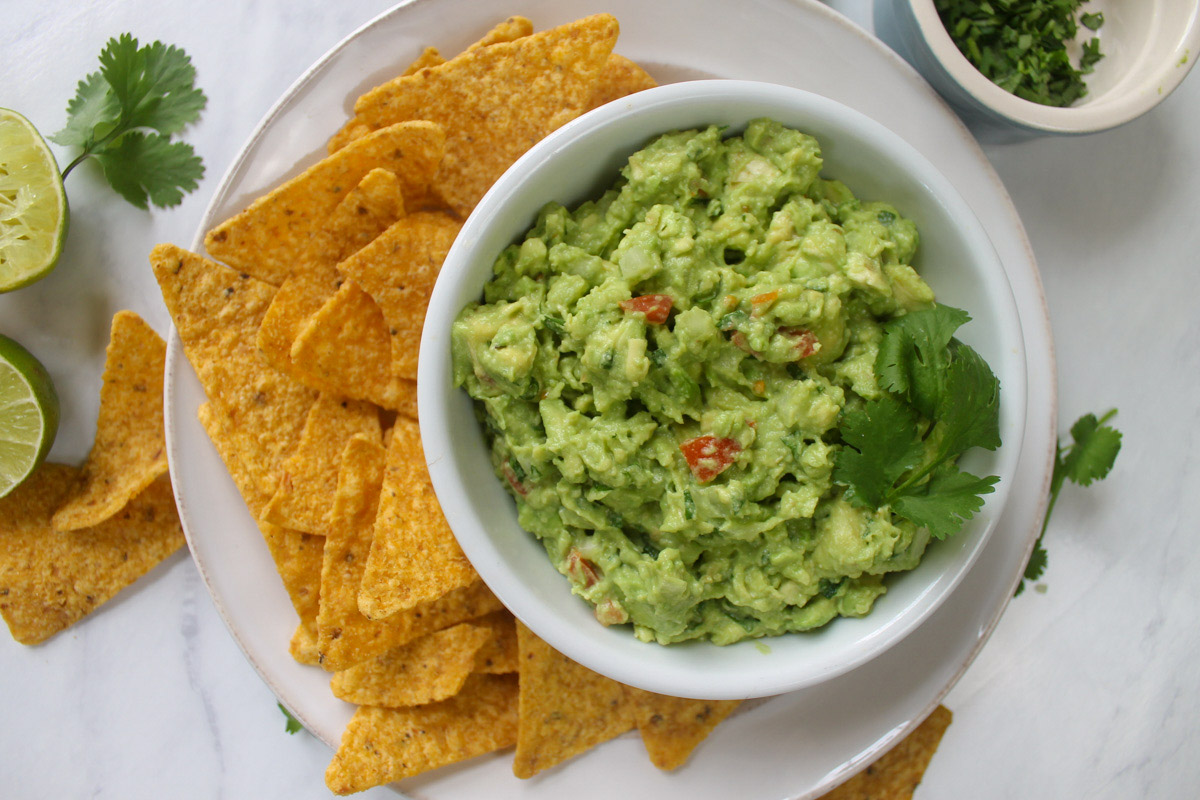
149;13;740;793
143;12;956;796
0;311;185;645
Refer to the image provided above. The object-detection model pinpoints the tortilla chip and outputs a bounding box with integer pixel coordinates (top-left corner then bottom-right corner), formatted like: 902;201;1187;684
258;519;325;631
626;689;741;771
315;435;389;670
204;121;444;285
316;436;501;669
468;16;534;49
257;168;406;379
381;578;504;648
330;621;491;707
353;14;619;216
327;17;534;154
472;610;518;674
197;402;325;627
290;279;419;417
325;673;518;795
358;416;477;619
51;311;169;531
821;705;953;800
335;211;461;381
512;621;635;778
586;54;658;111
290;619;322;665
0;466;184;645
263;392;381;534
151;243;318;514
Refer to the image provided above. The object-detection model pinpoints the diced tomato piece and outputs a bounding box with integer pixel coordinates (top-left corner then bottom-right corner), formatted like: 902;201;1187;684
750;290;778;314
565;549;600;587
679;435;742;483
620;294;673;324
781;327;819;358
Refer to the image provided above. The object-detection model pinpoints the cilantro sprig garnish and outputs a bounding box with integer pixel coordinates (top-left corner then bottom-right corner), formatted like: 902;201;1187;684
1016;409;1121;595
50;33;206;209
834;304;1001;540
277;702;305;735
934;0;1105;107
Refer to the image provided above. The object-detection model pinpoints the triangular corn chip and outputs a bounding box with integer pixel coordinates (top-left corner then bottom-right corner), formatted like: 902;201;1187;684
151;243;318;513
204;121;444;285
626;688;741;771
263;392;381;534
52;311;168;531
0;466;183;645
358;416;477;619
512;621;635;778
330;621;491;707
257;167;406;380
352;15;618;215
334;211;461;381
472;610;519;674
290;279;419;417
327;16;535;154
821;705;953;800
325;673;518;795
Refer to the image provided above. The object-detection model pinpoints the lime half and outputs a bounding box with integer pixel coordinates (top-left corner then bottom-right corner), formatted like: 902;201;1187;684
0;108;68;293
0;333;59;498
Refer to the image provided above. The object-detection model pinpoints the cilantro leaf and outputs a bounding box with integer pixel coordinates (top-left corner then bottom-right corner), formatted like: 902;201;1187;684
278;702;304;735
51;33;206;209
892;463;999;541
933;340;1002;457
98;34;207;136
934;0;1106;107
1015;539;1048;596
94;132;202;209
875;304;970;417
834;303;1001;540
1015;409;1122;596
49;71;119;149
834;396;925;509
1062;411;1123;486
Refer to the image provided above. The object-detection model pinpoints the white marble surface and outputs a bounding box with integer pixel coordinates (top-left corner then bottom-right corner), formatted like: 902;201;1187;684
2;0;1197;797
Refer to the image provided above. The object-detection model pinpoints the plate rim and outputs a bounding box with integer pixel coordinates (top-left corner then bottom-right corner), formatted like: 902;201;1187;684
162;1;1059;797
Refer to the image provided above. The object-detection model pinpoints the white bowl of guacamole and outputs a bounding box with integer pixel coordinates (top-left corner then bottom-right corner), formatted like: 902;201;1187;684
419;80;1026;699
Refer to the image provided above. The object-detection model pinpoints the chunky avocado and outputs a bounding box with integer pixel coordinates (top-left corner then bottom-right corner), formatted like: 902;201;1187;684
452;119;937;646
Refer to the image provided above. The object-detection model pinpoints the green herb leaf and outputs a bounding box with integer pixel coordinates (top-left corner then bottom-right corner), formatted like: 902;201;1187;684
1016;409;1121;595
94;132;202;209
834;303;1001;540
934;0;1106;107
891;462;999;541
51;33;206;207
278;702;304;735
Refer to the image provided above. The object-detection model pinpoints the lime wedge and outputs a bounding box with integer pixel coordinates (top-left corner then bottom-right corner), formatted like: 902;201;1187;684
0;108;69;293
0;333;59;498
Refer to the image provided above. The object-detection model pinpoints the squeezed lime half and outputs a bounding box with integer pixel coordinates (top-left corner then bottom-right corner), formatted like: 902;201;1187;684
0;108;68;293
0;333;59;498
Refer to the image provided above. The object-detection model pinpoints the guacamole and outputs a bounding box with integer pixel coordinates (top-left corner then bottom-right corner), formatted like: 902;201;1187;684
451;119;941;646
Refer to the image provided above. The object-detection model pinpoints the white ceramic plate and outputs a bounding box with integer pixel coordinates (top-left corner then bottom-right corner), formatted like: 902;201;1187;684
164;1;1057;798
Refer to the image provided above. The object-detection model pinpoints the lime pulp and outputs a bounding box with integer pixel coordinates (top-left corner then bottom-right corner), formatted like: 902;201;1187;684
0;107;69;293
0;332;59;498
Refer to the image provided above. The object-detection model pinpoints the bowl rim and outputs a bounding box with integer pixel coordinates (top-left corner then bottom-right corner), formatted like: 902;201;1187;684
418;78;1027;699
905;0;1200;133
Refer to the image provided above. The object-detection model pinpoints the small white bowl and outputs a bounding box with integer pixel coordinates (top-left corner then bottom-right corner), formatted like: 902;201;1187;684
875;0;1200;138
418;80;1027;700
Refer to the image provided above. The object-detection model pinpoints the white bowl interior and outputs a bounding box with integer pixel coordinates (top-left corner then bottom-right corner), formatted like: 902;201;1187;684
419;80;1027;700
910;0;1200;132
